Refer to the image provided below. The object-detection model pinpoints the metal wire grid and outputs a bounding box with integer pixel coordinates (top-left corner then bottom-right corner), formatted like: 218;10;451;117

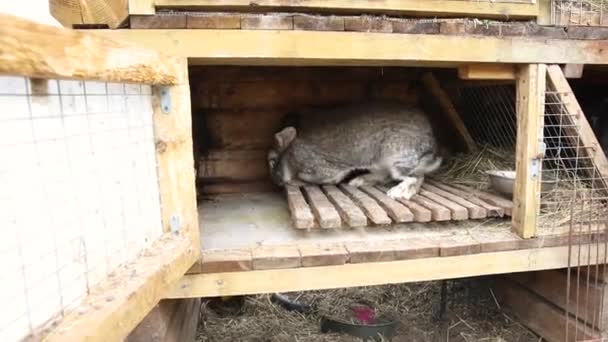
0;77;163;341
542;87;608;340
552;0;608;27
455;84;518;151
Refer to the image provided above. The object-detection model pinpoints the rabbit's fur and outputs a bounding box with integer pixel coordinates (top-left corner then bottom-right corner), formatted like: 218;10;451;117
267;101;442;200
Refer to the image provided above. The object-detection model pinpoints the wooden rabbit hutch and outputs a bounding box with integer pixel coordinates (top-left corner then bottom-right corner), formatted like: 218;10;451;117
2;0;608;341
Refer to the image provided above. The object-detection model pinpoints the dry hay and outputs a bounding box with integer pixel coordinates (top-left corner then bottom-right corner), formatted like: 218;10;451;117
197;278;539;342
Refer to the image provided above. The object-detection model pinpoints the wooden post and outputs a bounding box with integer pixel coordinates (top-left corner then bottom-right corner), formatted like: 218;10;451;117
513;64;546;239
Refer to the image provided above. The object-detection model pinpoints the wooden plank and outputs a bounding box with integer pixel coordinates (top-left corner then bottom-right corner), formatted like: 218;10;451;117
493;278;599;342
252;245;302;270
130;14;188;29
421;183;486;219
546;65;608;188
298;243;349;267
421;72;476;151
474;230;525;253
43;235;199;342
201;181;277;195
152;0;539;19
437;235;482;257
339;185;391;225
241;14;293;30
419;189;468;220
293;15;345;31
344;241;396;263
449;183;513;216
393;198;432;223
360;186;414;223
392;238;440;260
301;186;342;229
168;245;607;298
128;0;155;15
562;64;585;79
186;13;241;29
344;16;392;33
199;149;268;182
322;185;367;228
410;194;451;221
50;0;128;29
285;185;315;229
126;298;201;342
98;30;608;66
513;64;545;239
458;64;516;80
199;249;253;273
1;13;181;85
426;181;504;217
508;270;608;330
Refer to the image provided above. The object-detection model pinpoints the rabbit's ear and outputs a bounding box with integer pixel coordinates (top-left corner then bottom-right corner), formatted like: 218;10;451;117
274;127;297;152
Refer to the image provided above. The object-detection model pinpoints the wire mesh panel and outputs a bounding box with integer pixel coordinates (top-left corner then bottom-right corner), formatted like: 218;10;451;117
541;73;608;340
0;76;163;341
552;0;608;27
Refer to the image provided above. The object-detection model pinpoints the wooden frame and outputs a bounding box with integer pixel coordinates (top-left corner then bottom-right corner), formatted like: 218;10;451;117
513;64;546;239
131;0;539;19
94;29;608;65
169;244;605;298
0;14;200;341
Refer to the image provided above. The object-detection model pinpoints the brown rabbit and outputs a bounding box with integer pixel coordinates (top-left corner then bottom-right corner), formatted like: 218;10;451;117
267;101;442;200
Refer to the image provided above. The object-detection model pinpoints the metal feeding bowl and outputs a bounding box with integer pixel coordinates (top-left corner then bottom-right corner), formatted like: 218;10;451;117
486;170;558;198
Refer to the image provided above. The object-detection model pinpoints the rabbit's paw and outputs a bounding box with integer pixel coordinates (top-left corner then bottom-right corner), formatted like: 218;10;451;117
386;178;418;200
348;177;366;187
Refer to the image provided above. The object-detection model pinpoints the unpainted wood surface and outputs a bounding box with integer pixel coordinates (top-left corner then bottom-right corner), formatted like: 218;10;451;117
322;185;367;228
0;13;181;85
427;181;505;217
252;245;302;270
394;198;432;222
418;189;469;220
422;183;486;218
126;298;201;342
299;243;350;267
410;194;452;221
199;249;253;273
302;186;342;228
50;0;128;28
340;185;392;225
360;186;414;223
458;64;517;80
449;183;513;216
285;185;315;229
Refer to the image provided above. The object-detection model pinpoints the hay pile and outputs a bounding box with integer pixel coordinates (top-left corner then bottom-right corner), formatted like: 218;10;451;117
197;279;538;342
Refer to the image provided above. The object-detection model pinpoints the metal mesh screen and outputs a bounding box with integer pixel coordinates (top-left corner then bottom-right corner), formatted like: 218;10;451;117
0;76;163;341
552;0;608;27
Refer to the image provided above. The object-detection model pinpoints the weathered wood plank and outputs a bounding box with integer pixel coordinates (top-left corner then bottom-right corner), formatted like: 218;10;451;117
493;278;599;342
409;194;451;221
419;189;468;221
458;63;516;80
126;298;201;342
422;183;486;219
437;235;482;257
1;13;182;85
394;198;432;222
360;186;414;223
322;185;367;228
339;185;391;225
200;249;253;273
252;245;301;270
285;185;315;229
421;72;476;151
302;186;342;228
130;14;188;29
449;184;513;216
344;241;396;264
299;243;349;267
513;64;545;238
426;181;504;217
186;13;242;29
344;16;392;33
241;14;293;30
293;14;345;31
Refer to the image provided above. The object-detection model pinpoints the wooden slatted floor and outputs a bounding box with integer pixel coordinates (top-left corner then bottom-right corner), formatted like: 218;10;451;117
285;180;513;230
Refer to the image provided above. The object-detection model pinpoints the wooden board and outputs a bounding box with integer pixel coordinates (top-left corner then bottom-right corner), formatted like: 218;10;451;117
458;64;517;80
126;298;201;342
418;189;469;221
285;185;315;229
410;194;452;221
322;185;367;228
1;13;181;85
98;29;608;66
339;185;392;225
360;186;414;223
426;181;504;217
448;183;513;216
298;243;350;267
252;245;302;270
394;198;432;222
513;64;545;238
421;183;486;219
493;278;600;342
199;249;253;273
150;0;539;19
302;186;342;228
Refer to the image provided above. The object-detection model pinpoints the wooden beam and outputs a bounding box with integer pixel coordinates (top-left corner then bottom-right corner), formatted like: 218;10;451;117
167;244;604;298
0;14;181;84
129;0;155;15
50;0;129;28
153;59;199;243
421;72;476;151
513;64;545;239
126;298;201;342
42;235;199;342
562;64;585;79
458;64;516;80
546;65;608;188
93;29;608;65
153;0;539;19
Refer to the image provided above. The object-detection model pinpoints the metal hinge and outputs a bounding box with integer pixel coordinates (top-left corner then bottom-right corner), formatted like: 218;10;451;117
160;87;171;114
530;141;547;179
